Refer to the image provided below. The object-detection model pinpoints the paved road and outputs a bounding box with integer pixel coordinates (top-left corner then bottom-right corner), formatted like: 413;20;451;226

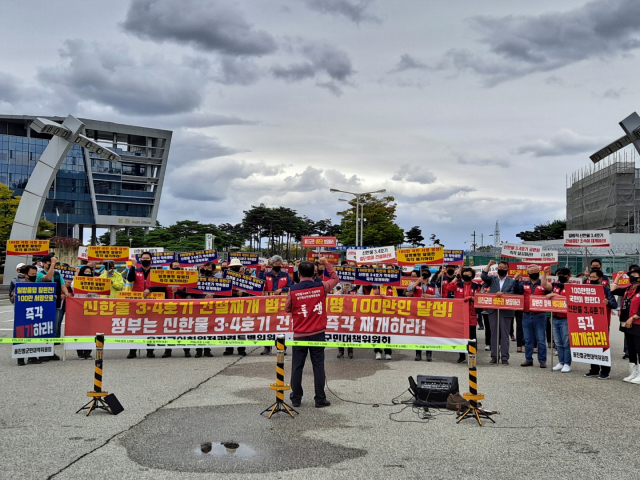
1;301;639;479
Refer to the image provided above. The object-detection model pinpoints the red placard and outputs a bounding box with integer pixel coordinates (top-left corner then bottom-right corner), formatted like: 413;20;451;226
306;252;340;264
528;296;566;313
474;294;524;310
565;284;609;350
508;262;556;279
302;236;337;248
613;272;630;289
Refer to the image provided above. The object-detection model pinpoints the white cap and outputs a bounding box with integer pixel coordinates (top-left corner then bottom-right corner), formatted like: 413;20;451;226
16;263;26;271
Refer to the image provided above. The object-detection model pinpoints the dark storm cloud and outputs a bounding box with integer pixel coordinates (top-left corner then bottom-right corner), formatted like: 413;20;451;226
304;0;381;24
516;129;604;157
391;164;437;184
38;40;207;115
214;56;261;85
121;0;277;56
388;54;429;73
168;131;246;168
271;41;354;94
437;0;640;85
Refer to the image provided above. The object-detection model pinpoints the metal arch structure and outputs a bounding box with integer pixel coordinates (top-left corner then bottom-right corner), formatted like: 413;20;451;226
3;115;121;284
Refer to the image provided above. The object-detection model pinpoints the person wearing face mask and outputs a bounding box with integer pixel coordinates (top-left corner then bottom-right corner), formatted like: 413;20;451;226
514;265;553;368
214;261;229;279
408;267;440;361
37;254;71;361
581;269;618;379
447;267;481;363
547;267;573;373
481;260;516;365
583;259;609;286
260;255;292;356
437;265;458;298
161;261;194;359
126;251;159;359
611;267;640;383
99;261;124;298
9;263;27;305
15;265;43;366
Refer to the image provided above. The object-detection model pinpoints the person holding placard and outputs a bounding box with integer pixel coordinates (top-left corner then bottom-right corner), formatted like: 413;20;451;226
447;267;481;363
616;267;640;383
126;251;160;359
37;255;70;360
407;268;440;362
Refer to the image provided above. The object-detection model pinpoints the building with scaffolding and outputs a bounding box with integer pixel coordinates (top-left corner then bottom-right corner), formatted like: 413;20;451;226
566;151;639;233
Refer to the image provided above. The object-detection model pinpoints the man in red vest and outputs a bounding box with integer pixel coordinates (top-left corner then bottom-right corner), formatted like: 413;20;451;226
286;257;339;408
260;255;292;355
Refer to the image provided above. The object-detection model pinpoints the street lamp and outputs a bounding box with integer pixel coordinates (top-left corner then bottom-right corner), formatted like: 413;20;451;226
330;189;386;246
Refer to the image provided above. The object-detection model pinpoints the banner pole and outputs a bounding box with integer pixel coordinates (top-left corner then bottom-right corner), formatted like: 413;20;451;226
496;309;500;365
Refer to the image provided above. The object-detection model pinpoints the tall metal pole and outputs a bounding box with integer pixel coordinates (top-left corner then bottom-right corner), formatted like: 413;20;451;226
355;196;360;247
360;200;364;246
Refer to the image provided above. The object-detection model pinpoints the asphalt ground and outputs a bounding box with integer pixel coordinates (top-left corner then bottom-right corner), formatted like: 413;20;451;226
1;297;640;480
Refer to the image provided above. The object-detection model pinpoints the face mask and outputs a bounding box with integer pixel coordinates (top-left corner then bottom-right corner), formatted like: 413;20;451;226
630;276;640;284
28;275;37;282
141;260;151;268
591;266;600;271
447;269;455;276
558;276;568;284
462;275;473;282
529;273;540;281
230;266;241;273
204;270;213;277
589;279;599;285
422;273;430;280
272;266;281;273
497;269;508;277
318;269;325;275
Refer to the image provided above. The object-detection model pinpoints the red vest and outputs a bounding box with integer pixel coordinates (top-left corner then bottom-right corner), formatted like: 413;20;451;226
413;284;436;298
552;283;566;318
291;285;327;338
266;274;289;292
523;282;547;313
132;268;152;292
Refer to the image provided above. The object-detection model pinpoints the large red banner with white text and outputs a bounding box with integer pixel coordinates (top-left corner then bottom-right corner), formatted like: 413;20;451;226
64;296;469;351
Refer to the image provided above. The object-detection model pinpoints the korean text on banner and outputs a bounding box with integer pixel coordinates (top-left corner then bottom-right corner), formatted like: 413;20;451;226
565;284;611;367
397;247;444;266
529;296;567;314
508;262;556;279
354;267;401;286
188;277;233;296
501;243;543;260
563;230;611;248
306;252;340;264
225;270;265;295
474;294;524;310
355;246;396;264
117;291;165;299
177;249;218;267
64;296;469;351
73;277;111;296
613;272;630;289
149;270;198;288
229;252;260;268
443;250;464;265
136;252;176;267
55;265;76;282
87;246;130;262
324;266;356;284
6;240;50;256
13;283;56;358
301;236;337;248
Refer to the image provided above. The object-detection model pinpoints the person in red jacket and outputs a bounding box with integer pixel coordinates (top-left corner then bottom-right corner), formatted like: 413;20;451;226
260;255;292;355
286;257;339;408
447;267;480;364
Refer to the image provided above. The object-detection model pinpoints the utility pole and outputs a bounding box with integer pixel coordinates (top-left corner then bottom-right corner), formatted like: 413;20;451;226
471;231;477;253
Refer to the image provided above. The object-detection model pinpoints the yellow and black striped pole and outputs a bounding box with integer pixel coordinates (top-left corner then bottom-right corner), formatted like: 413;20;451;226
76;333;112;416
457;339;495;426
261;334;298;418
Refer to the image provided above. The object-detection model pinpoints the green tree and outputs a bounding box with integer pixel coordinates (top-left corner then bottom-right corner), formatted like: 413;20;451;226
405;226;425;247
337;194;405;246
429;234;443;247
516;220;566;241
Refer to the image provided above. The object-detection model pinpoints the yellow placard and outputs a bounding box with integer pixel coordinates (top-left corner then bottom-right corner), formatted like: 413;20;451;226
6;240;50;256
73;277;111;295
397;247;444;266
87;246;130;262
149;269;198;287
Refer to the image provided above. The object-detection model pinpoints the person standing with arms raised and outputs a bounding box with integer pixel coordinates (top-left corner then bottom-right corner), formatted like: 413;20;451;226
286;257;339;408
481;260;516;365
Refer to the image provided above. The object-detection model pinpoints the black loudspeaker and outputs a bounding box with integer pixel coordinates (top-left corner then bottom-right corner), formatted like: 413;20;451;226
408;375;459;408
103;394;124;415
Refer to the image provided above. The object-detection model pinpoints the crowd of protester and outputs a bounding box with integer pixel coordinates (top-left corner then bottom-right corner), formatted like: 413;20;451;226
9;252;640;385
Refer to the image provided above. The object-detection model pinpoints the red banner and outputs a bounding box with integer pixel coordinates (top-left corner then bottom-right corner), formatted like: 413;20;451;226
306;252;340;264
565;284;611;366
474;294;524;310
302;236;337;248
613;272;630;289
64;296;469;350
528;296;567;313
508;262;556;279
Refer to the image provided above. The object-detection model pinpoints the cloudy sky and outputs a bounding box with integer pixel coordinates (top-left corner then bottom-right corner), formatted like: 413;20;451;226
1;0;639;248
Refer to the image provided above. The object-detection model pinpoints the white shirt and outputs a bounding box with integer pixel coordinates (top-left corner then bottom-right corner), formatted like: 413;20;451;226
499;276;506;291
